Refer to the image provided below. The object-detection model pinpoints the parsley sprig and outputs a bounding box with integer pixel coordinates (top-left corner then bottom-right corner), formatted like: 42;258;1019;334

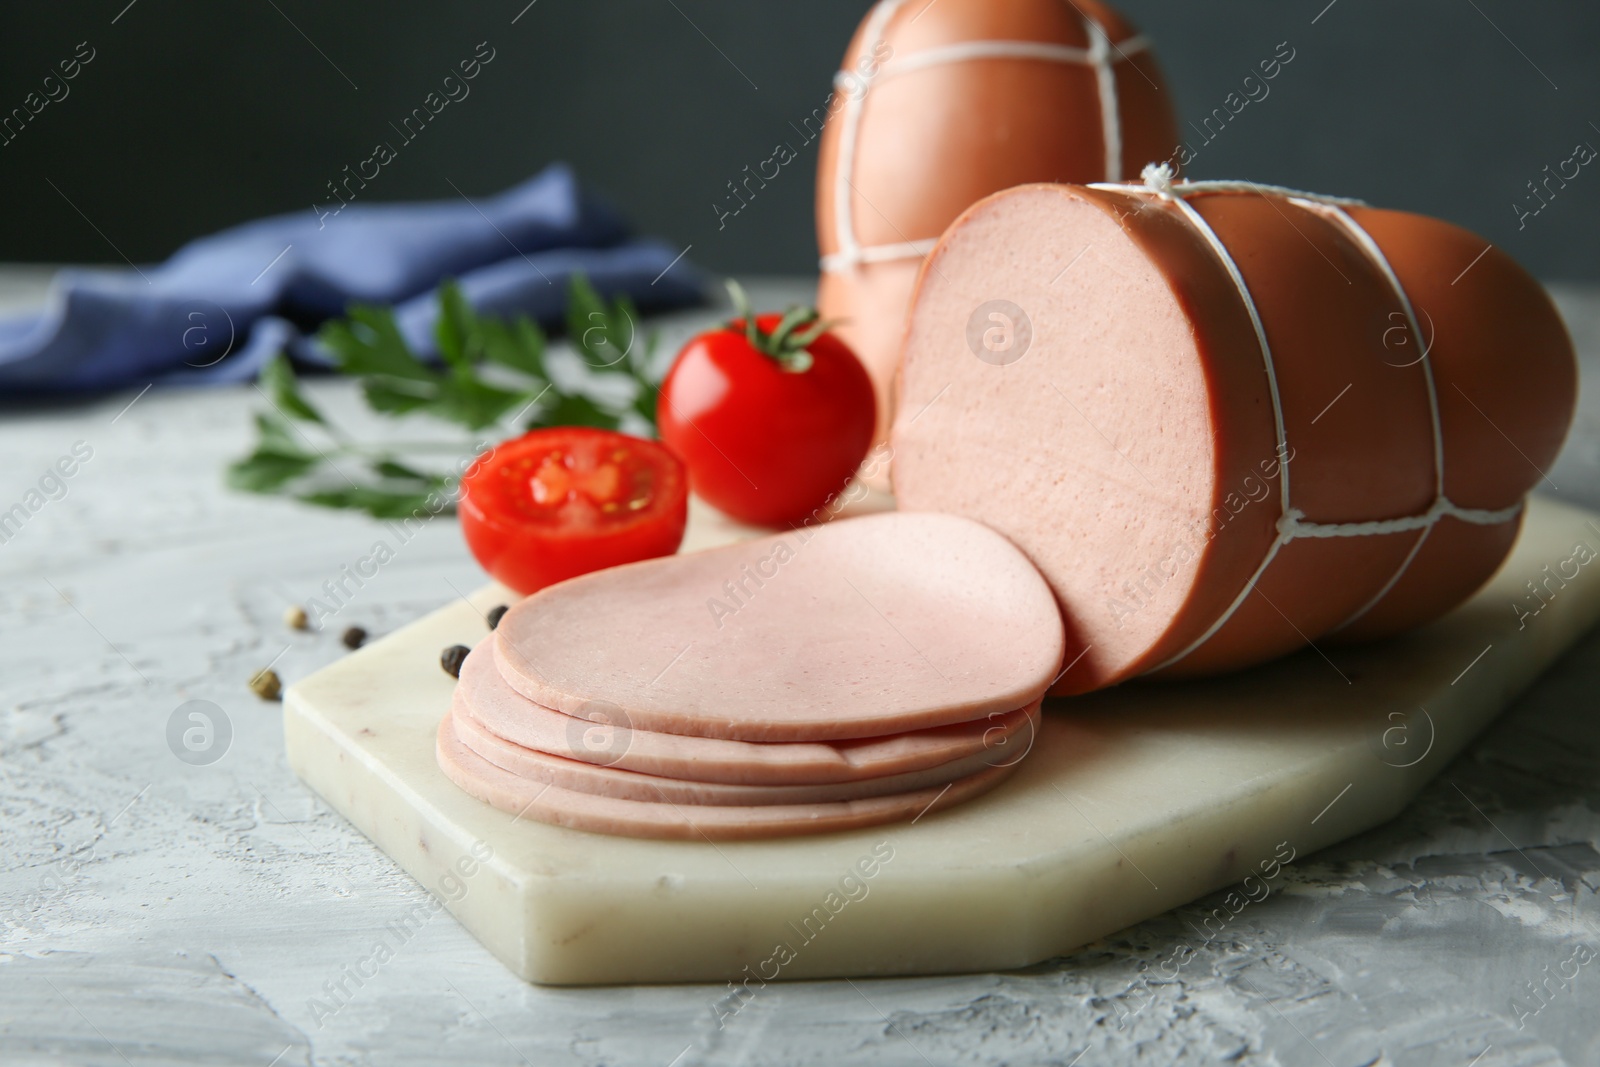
227;275;660;519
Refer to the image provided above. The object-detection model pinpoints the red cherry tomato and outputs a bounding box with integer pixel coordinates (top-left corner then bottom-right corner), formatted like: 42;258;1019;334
459;427;687;595
657;299;876;527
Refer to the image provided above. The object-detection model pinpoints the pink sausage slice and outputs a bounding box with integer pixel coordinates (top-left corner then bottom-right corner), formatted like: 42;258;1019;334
436;713;1017;840
458;639;1041;785
493;512;1065;741
452;704;1023;806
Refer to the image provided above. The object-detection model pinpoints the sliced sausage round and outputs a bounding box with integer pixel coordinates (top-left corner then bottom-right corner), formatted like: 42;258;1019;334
436;713;1017;841
452;703;1023;806
458;639;1041;785
492;512;1065;740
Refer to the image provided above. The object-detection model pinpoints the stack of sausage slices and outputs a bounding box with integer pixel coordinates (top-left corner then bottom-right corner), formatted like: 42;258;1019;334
437;512;1065;839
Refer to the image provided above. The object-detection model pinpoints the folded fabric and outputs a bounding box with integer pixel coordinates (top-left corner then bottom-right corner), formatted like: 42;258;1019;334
0;164;704;391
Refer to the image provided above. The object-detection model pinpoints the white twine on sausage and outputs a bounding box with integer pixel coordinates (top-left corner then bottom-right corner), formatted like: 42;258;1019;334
1308;204;1450;632
1088;163;1524;672
827;0;907;276
1087;20;1124;185
865;35;1149;83
821;0;1146;273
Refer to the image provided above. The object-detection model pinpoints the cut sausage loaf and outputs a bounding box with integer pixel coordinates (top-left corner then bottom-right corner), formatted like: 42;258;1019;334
890;167;1577;694
816;0;1179;457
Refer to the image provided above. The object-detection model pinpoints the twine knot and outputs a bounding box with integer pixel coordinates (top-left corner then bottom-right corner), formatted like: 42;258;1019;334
1140;162;1177;198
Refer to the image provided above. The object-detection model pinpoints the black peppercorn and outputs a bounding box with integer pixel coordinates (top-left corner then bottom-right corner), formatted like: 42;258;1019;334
342;626;368;650
441;644;471;678
486;605;508;630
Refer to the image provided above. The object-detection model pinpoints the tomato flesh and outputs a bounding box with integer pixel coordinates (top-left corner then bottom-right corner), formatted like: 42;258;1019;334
459;427;688;595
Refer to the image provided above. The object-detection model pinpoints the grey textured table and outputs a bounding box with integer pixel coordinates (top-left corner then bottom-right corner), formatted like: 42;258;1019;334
2;274;1598;1067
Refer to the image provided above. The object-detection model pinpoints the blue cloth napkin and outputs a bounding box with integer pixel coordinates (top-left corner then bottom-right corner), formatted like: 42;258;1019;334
0;165;704;391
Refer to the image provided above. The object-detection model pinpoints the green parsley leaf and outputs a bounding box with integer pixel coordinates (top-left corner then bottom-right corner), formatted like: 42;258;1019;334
434;281;479;371
226;413;322;492
371;458;432;482
532;390;614;430
360;377;437;417
480;316;548;379
261;353;325;424
228;272;673;516
297;485;453;520
429;375;531;432
321;305;433;381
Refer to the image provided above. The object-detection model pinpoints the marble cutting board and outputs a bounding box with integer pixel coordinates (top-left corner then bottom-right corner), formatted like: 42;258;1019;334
283;494;1600;985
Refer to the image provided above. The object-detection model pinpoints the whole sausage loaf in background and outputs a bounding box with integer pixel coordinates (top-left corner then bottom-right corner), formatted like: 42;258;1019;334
891;167;1578;696
815;0;1180;465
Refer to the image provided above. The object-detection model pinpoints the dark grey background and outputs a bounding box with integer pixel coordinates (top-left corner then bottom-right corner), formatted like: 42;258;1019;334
1;0;1595;278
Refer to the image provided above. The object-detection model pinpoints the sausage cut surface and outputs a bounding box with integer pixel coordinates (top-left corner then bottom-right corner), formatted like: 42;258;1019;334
493;512;1065;741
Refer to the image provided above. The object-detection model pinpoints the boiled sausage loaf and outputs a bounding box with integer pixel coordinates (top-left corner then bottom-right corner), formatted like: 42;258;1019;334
891;166;1577;694
816;0;1180;453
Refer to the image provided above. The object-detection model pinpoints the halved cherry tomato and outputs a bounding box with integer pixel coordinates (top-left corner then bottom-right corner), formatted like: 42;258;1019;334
459;427;688;595
657;288;875;527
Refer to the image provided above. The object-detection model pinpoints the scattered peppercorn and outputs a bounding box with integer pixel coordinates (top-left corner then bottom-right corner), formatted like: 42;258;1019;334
249;668;283;701
283;605;309;631
342;626;367;650
486;605;508;631
441;644;471;678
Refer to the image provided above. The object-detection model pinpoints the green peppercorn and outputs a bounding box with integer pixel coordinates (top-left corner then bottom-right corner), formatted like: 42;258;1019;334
249;668;283;701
